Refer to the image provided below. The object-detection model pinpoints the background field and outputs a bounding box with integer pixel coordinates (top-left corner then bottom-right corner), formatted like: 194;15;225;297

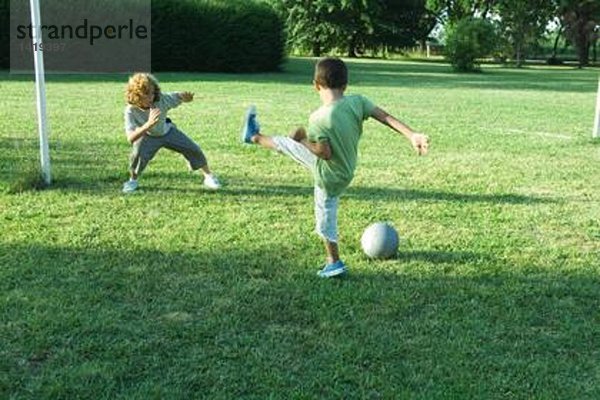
1;58;600;399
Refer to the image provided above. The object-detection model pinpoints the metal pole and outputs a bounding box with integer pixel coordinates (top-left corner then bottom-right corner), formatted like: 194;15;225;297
29;0;51;184
594;76;600;139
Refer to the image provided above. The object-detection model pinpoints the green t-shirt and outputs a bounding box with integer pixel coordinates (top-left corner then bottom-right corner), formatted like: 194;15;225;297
308;95;376;197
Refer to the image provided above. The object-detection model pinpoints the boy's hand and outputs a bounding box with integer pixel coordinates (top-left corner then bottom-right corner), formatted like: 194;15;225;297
410;133;429;156
289;127;307;142
145;108;161;129
180;92;194;102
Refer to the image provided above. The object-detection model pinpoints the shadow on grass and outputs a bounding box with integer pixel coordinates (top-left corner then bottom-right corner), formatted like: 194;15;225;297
212;181;556;205
395;250;490;264
345;186;556;204
0;138;556;205
0;171;557;205
54;180;554;205
1;241;599;398
1;58;597;93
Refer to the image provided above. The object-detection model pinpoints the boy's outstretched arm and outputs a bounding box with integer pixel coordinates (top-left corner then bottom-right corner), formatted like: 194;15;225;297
371;107;429;155
179;92;194;103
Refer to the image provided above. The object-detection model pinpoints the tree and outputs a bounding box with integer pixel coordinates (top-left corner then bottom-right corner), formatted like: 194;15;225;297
558;0;600;67
426;0;496;26
496;0;556;67
268;0;339;56
329;0;380;57
445;17;498;71
376;0;437;53
549;21;565;63
333;0;437;56
267;0;434;56
592;25;599;62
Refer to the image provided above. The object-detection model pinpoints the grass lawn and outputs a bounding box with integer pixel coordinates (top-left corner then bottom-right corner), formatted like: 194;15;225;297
1;58;600;399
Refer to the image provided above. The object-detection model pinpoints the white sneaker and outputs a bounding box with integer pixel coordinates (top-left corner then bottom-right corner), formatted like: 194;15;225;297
122;179;139;193
203;175;221;190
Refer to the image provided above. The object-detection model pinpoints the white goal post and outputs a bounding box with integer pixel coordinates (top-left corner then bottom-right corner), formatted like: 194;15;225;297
30;0;51;184
595;76;600;139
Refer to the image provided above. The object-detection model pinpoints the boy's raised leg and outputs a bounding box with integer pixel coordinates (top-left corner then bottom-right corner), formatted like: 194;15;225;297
241;105;261;144
253;134;278;150
241;106;299;152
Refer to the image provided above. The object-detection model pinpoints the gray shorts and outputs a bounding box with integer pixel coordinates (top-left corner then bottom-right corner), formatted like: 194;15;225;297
129;125;207;176
272;136;339;243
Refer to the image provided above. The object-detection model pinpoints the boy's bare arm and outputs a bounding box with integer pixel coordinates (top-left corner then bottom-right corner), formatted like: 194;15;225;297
301;139;332;160
290;127;332;160
371;106;429;155
127;108;160;143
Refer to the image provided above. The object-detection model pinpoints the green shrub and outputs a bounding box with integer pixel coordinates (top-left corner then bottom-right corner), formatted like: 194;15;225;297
445;18;498;72
547;56;564;65
0;0;8;69
0;0;285;73
151;0;285;72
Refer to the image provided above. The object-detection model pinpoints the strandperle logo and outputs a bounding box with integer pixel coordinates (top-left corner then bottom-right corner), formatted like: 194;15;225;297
10;0;151;73
15;18;149;46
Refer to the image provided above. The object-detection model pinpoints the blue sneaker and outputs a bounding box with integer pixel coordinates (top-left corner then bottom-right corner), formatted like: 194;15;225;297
317;260;348;278
241;105;260;144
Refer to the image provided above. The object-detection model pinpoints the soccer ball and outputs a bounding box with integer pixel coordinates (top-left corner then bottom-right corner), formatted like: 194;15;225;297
360;222;400;259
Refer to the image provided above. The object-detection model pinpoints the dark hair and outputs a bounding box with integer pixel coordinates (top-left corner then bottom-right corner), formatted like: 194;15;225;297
314;57;348;89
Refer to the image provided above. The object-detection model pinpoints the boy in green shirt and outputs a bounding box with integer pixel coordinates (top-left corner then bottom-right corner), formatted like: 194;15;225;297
241;57;429;278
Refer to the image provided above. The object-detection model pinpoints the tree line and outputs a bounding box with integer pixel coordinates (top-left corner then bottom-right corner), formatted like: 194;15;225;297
265;0;600;69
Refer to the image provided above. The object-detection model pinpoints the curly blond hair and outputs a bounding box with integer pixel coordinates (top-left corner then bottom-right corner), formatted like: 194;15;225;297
125;73;161;108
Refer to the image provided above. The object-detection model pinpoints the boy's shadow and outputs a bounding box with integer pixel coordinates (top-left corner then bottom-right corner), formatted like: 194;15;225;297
127;182;554;206
212;183;556;205
394;250;490;264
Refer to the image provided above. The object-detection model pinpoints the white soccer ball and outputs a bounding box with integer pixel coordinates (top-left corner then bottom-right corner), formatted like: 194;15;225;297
361;222;400;259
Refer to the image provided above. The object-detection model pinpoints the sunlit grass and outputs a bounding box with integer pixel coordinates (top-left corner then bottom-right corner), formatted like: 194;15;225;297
1;58;600;399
